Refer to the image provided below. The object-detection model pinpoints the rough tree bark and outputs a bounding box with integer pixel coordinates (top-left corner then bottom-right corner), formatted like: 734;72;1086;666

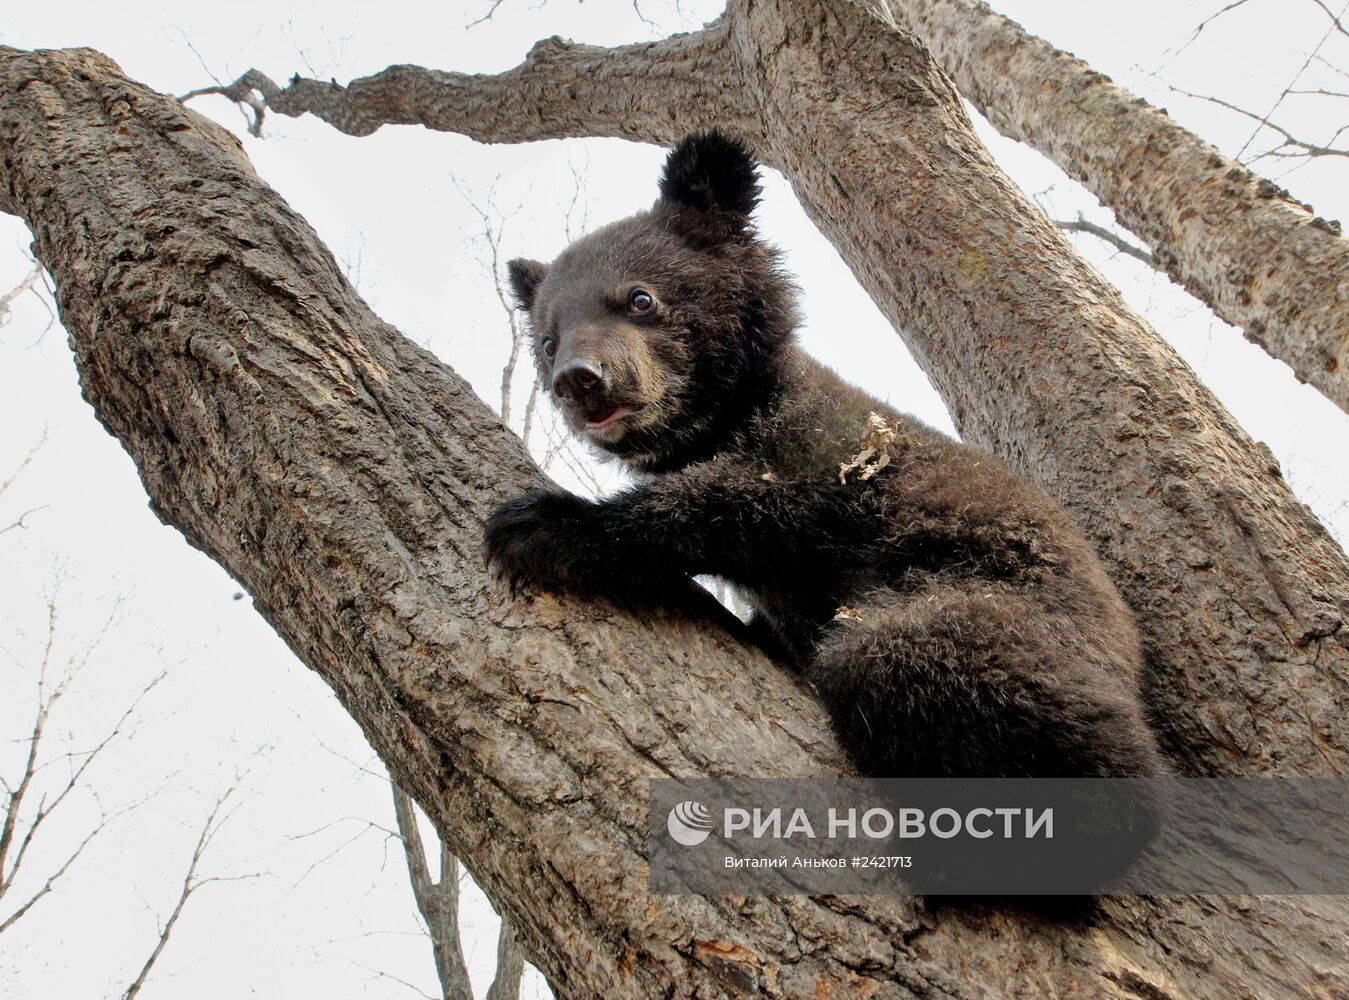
868;0;1349;415
2;2;1348;997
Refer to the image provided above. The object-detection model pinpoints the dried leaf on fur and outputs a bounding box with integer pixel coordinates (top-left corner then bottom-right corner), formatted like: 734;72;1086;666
834;606;864;623
838;412;900;484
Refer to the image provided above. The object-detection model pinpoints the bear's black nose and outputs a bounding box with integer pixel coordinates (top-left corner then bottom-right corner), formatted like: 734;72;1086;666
552;358;605;402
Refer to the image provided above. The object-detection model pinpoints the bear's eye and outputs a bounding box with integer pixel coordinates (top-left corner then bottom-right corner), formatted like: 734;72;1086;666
541;335;557;358
627;288;655;314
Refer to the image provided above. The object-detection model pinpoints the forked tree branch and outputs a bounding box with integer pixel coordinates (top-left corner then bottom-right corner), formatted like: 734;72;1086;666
397;783;528;1000
392;783;474;1000
867;0;1349;414
179;24;755;148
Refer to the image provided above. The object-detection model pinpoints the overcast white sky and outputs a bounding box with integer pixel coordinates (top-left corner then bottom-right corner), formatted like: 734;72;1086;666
0;1;1345;997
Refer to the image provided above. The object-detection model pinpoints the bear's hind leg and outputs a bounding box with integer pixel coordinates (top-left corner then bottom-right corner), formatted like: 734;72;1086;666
806;584;1163;779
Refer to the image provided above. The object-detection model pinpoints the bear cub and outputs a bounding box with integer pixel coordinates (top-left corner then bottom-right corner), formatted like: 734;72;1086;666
485;132;1164;779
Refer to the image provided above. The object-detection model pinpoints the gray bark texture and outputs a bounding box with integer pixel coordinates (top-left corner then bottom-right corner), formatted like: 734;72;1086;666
1;0;1347;994
868;0;1349;415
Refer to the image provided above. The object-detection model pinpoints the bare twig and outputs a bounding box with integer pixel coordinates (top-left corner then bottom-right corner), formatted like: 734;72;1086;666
0;427;48;502
451;173;604;499
1137;0;1256;82
1234;4;1346;161
1053;213;1158;269
0;506;48;537
178;69;278;137
2;264;60;346
286;816;400;889
0;428;50;535
173;28;262;137
0;261;42;327
0;806;102;934
466;0;512;29
535;414;605;498
1288;86;1349;98
452;178;529;426
1313;53;1349;82
1183;0;1258;46
2;666;167;899
0;593;168;934
0;598;61;898
121;788;251;999
352;960;441;1000
562;153;591;245
1163;82;1349;161
632;0;660;31
1307;0;1349;37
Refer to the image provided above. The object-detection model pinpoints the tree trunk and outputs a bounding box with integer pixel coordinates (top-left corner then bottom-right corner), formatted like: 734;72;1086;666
870;0;1349;415
1;12;1347;1000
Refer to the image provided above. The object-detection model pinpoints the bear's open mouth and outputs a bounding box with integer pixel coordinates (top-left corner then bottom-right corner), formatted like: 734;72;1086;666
584;406;639;431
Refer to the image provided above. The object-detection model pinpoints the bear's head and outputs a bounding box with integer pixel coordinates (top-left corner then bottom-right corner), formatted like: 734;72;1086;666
507;131;798;472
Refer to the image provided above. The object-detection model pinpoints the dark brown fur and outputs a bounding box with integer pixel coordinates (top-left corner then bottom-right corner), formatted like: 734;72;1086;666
486;133;1164;779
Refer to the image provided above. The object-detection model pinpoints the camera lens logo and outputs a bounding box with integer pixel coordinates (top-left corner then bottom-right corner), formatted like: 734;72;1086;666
667;800;714;847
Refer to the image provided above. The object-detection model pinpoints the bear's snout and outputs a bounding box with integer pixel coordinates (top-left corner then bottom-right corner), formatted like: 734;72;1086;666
552;357;605;403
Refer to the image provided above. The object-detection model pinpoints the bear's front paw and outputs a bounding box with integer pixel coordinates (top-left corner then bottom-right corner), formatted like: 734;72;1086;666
482;489;597;594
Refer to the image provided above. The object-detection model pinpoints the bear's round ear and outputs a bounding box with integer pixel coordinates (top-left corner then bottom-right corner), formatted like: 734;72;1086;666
507;258;548;312
658;131;761;222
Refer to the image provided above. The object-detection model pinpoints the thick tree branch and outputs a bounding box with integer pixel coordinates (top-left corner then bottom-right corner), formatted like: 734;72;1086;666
4;21;1349;1000
867;0;1349;414
181;24;757;148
